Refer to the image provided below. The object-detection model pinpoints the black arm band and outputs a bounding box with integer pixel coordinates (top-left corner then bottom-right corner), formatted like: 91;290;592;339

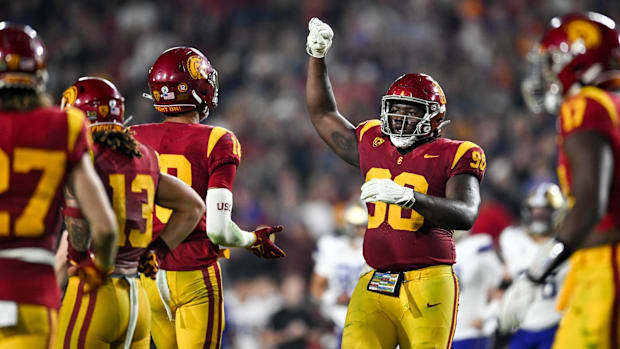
526;238;573;284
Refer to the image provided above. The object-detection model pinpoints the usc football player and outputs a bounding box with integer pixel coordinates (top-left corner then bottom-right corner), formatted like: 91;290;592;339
55;77;204;349
131;47;285;349
0;23;118;349
520;12;620;348
305;18;485;349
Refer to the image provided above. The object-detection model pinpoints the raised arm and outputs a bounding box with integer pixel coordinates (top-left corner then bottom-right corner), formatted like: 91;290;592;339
306;18;359;166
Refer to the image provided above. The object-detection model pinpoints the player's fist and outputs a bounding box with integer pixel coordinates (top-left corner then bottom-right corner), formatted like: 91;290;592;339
138;251;159;279
306;17;334;58
68;254;111;292
248;225;286;259
361;178;415;208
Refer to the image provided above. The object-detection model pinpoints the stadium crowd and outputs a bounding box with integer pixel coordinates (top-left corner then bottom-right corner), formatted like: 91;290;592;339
5;0;620;348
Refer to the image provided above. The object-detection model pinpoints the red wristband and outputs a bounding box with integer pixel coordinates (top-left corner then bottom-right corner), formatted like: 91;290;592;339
148;237;171;260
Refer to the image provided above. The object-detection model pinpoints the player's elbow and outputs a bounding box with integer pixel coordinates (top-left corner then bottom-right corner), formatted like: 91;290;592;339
189;197;205;223
453;208;479;231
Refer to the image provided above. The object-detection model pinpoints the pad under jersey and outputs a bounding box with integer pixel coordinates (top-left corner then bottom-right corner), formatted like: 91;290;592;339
356;120;486;270
131;122;241;270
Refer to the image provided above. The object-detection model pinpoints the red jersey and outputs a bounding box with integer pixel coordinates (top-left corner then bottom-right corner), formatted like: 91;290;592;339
356;120;486;270
93;141;161;269
0;107;90;308
131;122;241;270
556;86;620;233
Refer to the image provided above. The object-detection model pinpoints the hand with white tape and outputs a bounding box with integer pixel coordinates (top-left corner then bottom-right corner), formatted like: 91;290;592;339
306;17;334;58
360;178;416;209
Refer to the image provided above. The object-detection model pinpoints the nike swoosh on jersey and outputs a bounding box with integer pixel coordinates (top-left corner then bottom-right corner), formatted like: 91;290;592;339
424;154;439;159
427;302;441;308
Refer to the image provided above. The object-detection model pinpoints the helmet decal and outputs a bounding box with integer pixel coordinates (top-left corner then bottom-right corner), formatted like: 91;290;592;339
178;83;188;92
566;19;602;49
98;105;109;118
6;54;20;71
187;55;207;80
61;85;78;108
152;90;161;101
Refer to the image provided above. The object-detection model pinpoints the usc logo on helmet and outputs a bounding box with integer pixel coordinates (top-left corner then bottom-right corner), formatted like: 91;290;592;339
566;19;602;49
432;81;447;105
187;55;207;80
61;85;78;108
98;105;109;118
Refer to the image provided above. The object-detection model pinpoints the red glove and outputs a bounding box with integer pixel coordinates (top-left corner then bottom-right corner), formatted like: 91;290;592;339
248;225;286;259
138;251;159;279
68;254;111;293
138;237;171;279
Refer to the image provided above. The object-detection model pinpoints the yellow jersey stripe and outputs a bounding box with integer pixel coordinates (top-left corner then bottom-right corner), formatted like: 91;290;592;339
66;107;86;153
451;141;479;170
358;120;381;142
209;265;220;348
207;127;229;159
580;86;619;127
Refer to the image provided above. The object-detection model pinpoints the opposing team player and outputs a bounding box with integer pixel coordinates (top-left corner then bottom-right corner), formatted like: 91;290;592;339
0;23;118;348
131;46;286;349
452;230;503;349
521;12;620;348
499;183;568;349
310;201;366;339
306;18;486;349
55;77;204;349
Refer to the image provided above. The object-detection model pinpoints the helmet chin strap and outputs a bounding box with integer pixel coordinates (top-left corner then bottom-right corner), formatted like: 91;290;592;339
192;89;209;119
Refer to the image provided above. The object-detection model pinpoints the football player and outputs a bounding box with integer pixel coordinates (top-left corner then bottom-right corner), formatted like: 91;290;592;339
310;201;367;338
305;18;486;349
498;183;568;349
452;231;503;349
521;12;620;348
0;23;118;348
55;77;204;349
131;46;286;349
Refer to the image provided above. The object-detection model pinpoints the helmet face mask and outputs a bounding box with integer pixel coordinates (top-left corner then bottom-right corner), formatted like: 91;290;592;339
380;73;447;148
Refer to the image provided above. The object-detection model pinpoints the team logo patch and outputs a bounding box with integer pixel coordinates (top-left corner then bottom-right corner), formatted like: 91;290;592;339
152;90;161;101
432;81;447;104
161;86;175;100
5;54;20;71
566;19;602;49
98;105;109;118
61;85;78;108
373;137;385;147
109;99;121;116
86;111;97;120
178;83;188;92
397;156;403;165
187;55;207;80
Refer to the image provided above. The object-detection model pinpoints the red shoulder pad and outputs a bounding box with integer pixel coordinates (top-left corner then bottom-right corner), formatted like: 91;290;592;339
356;119;382;144
448;141;486;182
206;127;241;174
66;107;91;168
559;87;620;138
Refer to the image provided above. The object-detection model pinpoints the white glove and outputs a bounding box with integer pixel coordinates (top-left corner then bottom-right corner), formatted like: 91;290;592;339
306;17;334;58
498;275;536;333
360;179;415;208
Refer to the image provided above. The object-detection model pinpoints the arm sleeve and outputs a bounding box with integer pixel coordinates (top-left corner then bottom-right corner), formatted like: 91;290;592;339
205;188;255;247
448;141;486;182
208;163;237;190
207;129;241;174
